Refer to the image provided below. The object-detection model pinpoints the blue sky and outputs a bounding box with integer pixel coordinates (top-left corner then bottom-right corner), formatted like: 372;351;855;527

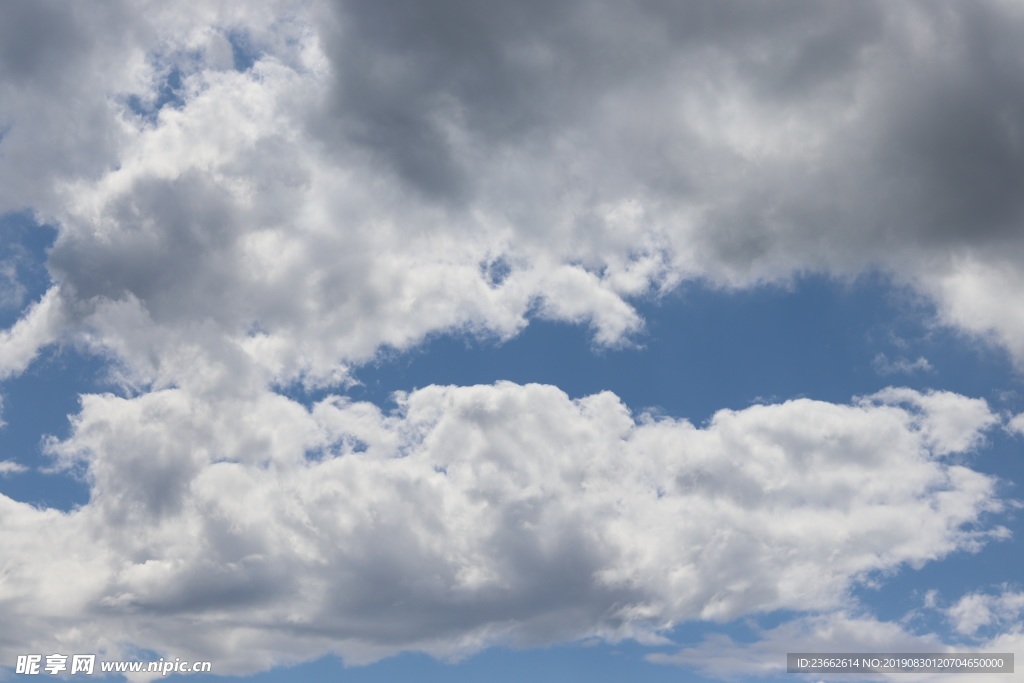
1;2;1023;682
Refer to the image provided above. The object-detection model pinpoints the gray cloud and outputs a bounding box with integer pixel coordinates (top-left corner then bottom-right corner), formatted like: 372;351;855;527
3;0;1024;385
0;1;95;87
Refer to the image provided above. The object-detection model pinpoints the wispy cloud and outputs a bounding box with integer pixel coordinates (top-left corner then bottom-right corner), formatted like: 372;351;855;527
873;353;934;376
0;460;27;475
0;260;26;310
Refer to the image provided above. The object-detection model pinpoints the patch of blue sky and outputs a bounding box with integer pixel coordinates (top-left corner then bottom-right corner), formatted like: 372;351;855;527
123;46;217;125
224;29;260;73
0;343;109;510
0;211;55;327
0;213;104;509
122;34;258;127
124;64;187;124
480;255;513;288
345;272;1022;424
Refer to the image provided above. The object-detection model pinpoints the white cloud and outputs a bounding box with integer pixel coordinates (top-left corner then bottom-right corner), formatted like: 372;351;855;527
947;589;1024;636
0;459;26;475
925;258;1024;367
873;353;934;377
0;287;66;380
1008;412;1024;437
0;383;1006;674
864;387;999;457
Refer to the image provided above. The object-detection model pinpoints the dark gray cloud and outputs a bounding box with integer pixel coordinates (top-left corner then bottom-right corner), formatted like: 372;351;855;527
0;1;93;85
49;172;242;322
316;0;1024;266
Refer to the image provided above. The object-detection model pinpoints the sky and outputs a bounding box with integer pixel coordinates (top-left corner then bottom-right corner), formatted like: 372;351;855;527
0;1;1023;681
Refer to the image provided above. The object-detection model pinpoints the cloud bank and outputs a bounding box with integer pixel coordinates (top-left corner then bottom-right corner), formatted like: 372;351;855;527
1;0;1023;677
0;384;1007;672
2;0;1024;387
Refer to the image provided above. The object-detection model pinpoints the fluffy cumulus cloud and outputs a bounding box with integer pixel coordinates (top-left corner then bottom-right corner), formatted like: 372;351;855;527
1;0;1024;677
2;0;1024;386
1008;412;1024;437
947;589;1024;637
0;383;1009;673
